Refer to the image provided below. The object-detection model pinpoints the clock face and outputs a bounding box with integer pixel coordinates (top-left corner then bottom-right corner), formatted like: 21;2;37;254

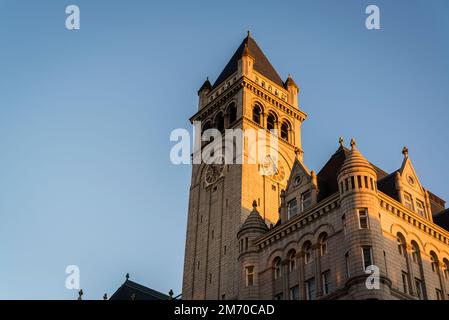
204;160;225;186
259;155;285;182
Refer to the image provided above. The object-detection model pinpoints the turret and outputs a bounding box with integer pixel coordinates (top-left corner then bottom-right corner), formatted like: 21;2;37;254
238;42;255;78
237;200;268;299
284;74;299;108
198;78;212;110
337;138;391;299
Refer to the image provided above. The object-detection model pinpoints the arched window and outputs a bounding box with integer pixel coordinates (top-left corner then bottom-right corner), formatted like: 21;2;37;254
267;113;276;131
397;233;406;256
280;121;289;141
430;251;439;273
411;241;420;263
273;257;282;280
215;113;224;133
288;250;296;272
202;121;212;134
228;103;237;125
443;259;449;279
252;105;261;125
303;241;313;264
319;233;328;256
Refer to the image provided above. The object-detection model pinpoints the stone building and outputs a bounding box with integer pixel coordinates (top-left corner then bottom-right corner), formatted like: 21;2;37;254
182;33;449;300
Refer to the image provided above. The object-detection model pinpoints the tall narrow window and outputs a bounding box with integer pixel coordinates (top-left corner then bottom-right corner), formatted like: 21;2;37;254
322;271;331;295
415;278;424;300
342;215;346;235
215;113;224;133
411;242;420;263
228;103;237;125
358;209;369;229
364;176;369;188
287;199;298;219
345;252;350;278
443;259;449;279
252;105;261;125
305;278;316;300
416;200;426;218
402;272;409;294
350;176;355;189
273;257;282;280
430;252;439;273
280;122;289;141
397;234;405;256
267;113;276;131
288;250;297;272
301;191;312;212
357;175;362;189
245;266;254;287
320;234;328;256
403;192;414;211
362;247;373;271
304;242;313;264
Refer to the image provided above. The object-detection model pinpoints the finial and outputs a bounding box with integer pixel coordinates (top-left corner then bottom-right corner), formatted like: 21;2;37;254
252;200;257;209
169;289;174;300
77;289;83;300
125;273;130;281
103;293;108;300
247;30;251;38
350;138;356;150
339;137;344;147
402;146;409;158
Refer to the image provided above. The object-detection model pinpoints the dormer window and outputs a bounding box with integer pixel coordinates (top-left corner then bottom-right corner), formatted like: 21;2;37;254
287;199;298;219
403;192;414;211
301;191;311;212
416;200;426;218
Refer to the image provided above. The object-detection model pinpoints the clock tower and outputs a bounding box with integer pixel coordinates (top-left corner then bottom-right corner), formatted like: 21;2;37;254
182;33;307;299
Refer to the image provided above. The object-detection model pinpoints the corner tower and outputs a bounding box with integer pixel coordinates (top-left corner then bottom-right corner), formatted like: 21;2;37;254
182;33;307;299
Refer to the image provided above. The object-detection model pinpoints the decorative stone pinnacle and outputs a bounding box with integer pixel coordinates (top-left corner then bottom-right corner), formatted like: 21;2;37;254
252;200;257;209
402;146;409;158
78;289;83;300
247;30;251;38
350;138;356;150
339;137;344;147
103;293;108;300
125;273;130;281
169;289;174;300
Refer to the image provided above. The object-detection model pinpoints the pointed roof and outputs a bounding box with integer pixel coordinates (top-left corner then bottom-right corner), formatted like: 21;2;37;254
239;200;269;234
284;74;298;89
339;139;374;173
198;78;212;94
212;33;284;89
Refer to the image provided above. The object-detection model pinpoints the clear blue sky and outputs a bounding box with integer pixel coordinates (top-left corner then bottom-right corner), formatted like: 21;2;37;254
0;0;448;299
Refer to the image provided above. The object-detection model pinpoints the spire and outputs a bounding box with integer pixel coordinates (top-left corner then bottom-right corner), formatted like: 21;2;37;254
212;34;284;89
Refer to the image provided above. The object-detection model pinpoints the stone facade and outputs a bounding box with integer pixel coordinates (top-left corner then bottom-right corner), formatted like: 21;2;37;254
182;34;449;300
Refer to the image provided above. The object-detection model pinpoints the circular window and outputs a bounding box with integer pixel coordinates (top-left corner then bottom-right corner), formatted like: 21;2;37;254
407;175;415;186
294;175;302;186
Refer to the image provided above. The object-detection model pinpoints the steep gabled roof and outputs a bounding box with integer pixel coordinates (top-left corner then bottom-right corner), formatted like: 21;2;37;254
212;34;284;89
109;280;169;300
